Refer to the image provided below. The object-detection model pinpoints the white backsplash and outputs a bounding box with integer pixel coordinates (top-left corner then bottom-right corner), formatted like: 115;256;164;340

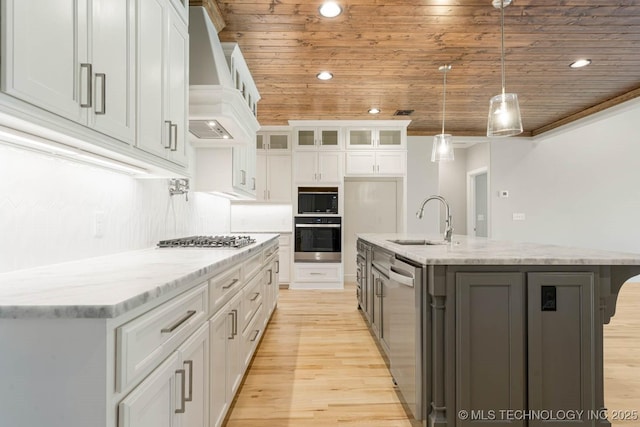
0;144;231;273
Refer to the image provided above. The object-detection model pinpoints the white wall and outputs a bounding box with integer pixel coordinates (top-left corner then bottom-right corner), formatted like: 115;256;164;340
490;98;640;253
0;144;231;273
438;148;467;235
406;136;440;234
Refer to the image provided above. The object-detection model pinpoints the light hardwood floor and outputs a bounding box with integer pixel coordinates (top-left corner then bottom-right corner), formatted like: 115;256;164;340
224;282;640;426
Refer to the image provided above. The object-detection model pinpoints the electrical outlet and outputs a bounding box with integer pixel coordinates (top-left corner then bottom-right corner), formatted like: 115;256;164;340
499;190;509;198
512;212;526;221
94;211;105;238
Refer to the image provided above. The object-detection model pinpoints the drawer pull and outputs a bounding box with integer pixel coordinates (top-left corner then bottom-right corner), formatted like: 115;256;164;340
250;292;260;302
310;272;325;276
267;269;273;285
161;310;196;334
184;360;193;402
275;260;280;274
175;368;186;414
222;278;239;290
250;329;260;342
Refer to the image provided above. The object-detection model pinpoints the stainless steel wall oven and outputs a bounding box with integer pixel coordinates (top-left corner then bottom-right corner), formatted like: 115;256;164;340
294;216;341;262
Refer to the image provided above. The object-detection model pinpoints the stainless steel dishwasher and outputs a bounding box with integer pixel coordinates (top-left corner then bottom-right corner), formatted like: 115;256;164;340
388;255;424;420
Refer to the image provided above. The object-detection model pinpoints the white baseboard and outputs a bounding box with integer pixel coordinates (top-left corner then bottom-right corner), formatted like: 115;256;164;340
289;281;344;290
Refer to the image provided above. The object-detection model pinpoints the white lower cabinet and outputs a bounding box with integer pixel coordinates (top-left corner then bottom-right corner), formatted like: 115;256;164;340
278;234;291;285
209;292;242;427
118;322;209;427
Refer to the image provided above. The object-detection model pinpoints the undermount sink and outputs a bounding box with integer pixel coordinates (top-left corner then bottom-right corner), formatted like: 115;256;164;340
388;239;448;246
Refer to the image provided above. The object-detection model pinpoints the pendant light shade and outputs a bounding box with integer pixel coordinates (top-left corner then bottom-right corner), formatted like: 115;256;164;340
431;65;454;162
432;134;454;162
487;0;523;137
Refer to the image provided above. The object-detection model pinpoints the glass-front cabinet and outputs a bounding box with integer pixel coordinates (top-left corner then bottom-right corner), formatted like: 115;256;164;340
294;127;341;149
257;132;290;151
346;127;404;149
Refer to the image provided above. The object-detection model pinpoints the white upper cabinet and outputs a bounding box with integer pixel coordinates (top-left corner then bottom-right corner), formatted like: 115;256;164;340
345;151;406;176
346;127;405;150
256;130;292;202
257;132;291;152
4;0;135;144
294;127;342;150
293;151;343;184
136;0;188;166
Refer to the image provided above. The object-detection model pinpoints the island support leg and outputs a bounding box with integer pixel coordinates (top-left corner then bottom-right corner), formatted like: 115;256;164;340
428;265;448;427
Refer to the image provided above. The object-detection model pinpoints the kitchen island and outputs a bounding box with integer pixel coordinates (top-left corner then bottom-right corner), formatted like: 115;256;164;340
357;233;640;427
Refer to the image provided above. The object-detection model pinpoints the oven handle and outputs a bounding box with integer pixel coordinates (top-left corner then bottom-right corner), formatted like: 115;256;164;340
295;224;341;228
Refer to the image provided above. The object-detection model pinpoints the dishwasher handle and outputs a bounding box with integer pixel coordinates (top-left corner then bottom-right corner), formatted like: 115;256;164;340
389;267;415;287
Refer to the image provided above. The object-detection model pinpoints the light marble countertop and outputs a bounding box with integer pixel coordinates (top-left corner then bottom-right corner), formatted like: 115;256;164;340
0;234;279;319
358;233;640;266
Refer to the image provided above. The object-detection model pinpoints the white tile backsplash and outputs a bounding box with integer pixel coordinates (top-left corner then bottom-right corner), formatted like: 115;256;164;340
0;144;231;273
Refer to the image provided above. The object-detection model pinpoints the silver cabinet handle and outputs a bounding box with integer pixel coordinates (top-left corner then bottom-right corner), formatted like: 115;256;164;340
95;73;106;114
232;309;238;337
318;173;322;181
241;170;247;185
175;368;186;413
263;190;267;199
164;121;172;149
252;177;256;190
161;310;196;333
250;330;260;342
275;260;280;274
80;63;93;108
222;278;239;290
183;360;193;402
267;269;273;285
267;190;270;199
310;272;324;276
170;123;178;151
227;312;235;339
250;292;260;301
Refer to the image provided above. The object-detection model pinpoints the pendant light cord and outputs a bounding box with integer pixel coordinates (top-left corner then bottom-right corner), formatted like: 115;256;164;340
441;67;447;135
500;0;506;96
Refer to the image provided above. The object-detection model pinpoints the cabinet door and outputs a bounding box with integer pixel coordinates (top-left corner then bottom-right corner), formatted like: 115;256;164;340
377;129;403;148
233;146;248;191
317;151;343;182
268;133;290;150
5;0;86;123
267;154;292;202
166;6;188;166
293;151;318;182
227;295;243;397
345;152;376;175
456;273;526;427
278;245;291;284
89;0;135;144
295;128;316;148
136;0;167;158
118;352;181;427
376;151;405;175
527;272;594;427
255;152;268;201
347;129;374;149
179;323;209;427
209;307;231;427
318;128;340;148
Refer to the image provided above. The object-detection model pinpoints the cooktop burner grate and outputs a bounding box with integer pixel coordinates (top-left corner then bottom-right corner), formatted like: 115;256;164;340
157;235;256;248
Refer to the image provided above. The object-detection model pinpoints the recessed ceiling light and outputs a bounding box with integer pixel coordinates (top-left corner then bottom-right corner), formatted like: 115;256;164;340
319;1;342;18
570;59;592;68
316;71;333;80
368;108;380;114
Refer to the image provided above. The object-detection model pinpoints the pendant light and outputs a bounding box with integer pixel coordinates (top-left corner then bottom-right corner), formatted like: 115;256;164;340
487;0;523;137
431;64;454;162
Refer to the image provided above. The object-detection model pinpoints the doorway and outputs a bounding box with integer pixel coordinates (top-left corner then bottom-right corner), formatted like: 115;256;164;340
467;168;489;238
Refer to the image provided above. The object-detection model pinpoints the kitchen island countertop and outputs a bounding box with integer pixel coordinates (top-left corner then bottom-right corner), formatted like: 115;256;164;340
0;234;279;319
358;233;640;266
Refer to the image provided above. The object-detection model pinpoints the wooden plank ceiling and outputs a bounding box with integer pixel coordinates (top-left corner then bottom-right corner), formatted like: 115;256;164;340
205;0;640;136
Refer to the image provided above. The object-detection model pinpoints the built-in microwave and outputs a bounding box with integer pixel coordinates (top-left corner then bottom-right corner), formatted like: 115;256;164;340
298;187;338;214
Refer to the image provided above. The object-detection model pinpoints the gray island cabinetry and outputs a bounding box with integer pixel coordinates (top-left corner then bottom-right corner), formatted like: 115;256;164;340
357;234;640;427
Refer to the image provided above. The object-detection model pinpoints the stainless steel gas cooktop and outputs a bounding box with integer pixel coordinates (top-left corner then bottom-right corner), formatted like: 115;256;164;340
157;235;256;248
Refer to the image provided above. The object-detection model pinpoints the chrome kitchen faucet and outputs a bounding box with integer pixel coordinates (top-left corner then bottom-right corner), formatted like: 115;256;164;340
416;195;453;243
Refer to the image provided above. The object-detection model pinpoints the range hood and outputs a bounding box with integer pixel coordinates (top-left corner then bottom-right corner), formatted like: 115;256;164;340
188;6;260;146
